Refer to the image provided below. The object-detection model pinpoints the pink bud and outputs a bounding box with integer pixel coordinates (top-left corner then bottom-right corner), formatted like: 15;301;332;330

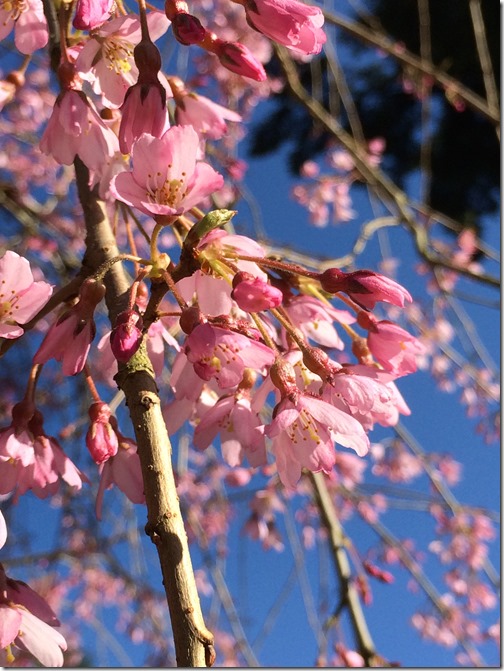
319;268;411;310
214;40;267;81
110;310;143;363
86;402;118;464
231;272;283;312
73;0;114;30
172;13;206;45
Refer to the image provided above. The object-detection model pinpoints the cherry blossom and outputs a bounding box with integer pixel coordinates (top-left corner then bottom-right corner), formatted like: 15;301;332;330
184;321;275;388
33;278;106;376
265;390;369;489
319;268;412;310
75;12;170;108
110;127;224;216
170;77;242;139
73;0;115;30
240;0;326;55
0;512;67;666
194;391;267;466
0;0;48;54
95;426;145;520
39;89;119;171
0;251;52;339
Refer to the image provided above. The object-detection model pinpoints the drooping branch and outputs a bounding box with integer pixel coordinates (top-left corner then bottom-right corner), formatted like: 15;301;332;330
323;10;500;127
274;45;500;289
74;158;214;667
309;472;378;666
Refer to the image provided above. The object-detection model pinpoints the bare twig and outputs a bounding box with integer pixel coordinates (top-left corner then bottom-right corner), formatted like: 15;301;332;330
310;472;378;665
323;10;499;127
274;45;500;288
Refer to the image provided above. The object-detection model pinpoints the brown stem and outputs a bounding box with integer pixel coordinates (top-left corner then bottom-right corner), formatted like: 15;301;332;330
74;157;214;667
309;472;378;665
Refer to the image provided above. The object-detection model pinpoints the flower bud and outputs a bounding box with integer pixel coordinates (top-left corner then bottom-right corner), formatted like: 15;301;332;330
231;272;283;312
86;402;118;464
172;13;207;45
213;39;267;81
179;306;204;334
110;310;143;363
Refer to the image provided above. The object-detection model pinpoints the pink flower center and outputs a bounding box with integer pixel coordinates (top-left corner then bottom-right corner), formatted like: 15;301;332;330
103;38;134;75
0;0;28;23
146;169;189;208
0;284;19;322
287;409;321;445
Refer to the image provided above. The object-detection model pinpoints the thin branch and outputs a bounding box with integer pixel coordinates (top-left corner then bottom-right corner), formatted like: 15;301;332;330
274;45;500;288
468;0;500;139
323;10;499;127
309;472;378;665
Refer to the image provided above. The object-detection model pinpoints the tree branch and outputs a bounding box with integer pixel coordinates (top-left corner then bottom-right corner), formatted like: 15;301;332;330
74;158;214;667
323;10;499;127
310;472;378;665
274;46;500;289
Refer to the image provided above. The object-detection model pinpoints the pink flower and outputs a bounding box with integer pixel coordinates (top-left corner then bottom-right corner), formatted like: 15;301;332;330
33;278;106;376
265;391;369;489
171;78;242;139
0;519;67;666
75;12;170;108
0;0;48;54
0;404;86;500
110;126;224;216
95;426;145;520
243;0;326;55
231;272;283;312
184;322;275;388
358;312;426;375
0;604;67;666
0;251;52;339
194;393;267;467
73;0;114;30
319;268;412;310
86;402;119;464
283;295;355;349
118;81;170;154
39;90;119;171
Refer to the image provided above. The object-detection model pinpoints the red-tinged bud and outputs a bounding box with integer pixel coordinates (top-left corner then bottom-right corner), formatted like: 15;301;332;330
362;560;394;584
164;0;189;20
302;345;332;379
79;277;106;312
110;310;143;363
73;0;114;30
356;310;378;331
270;357;298;397
172;13;207;45
86;402;118;464
231;271;283;312
180;305;205;334
319;267;412;311
213;39;267;81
